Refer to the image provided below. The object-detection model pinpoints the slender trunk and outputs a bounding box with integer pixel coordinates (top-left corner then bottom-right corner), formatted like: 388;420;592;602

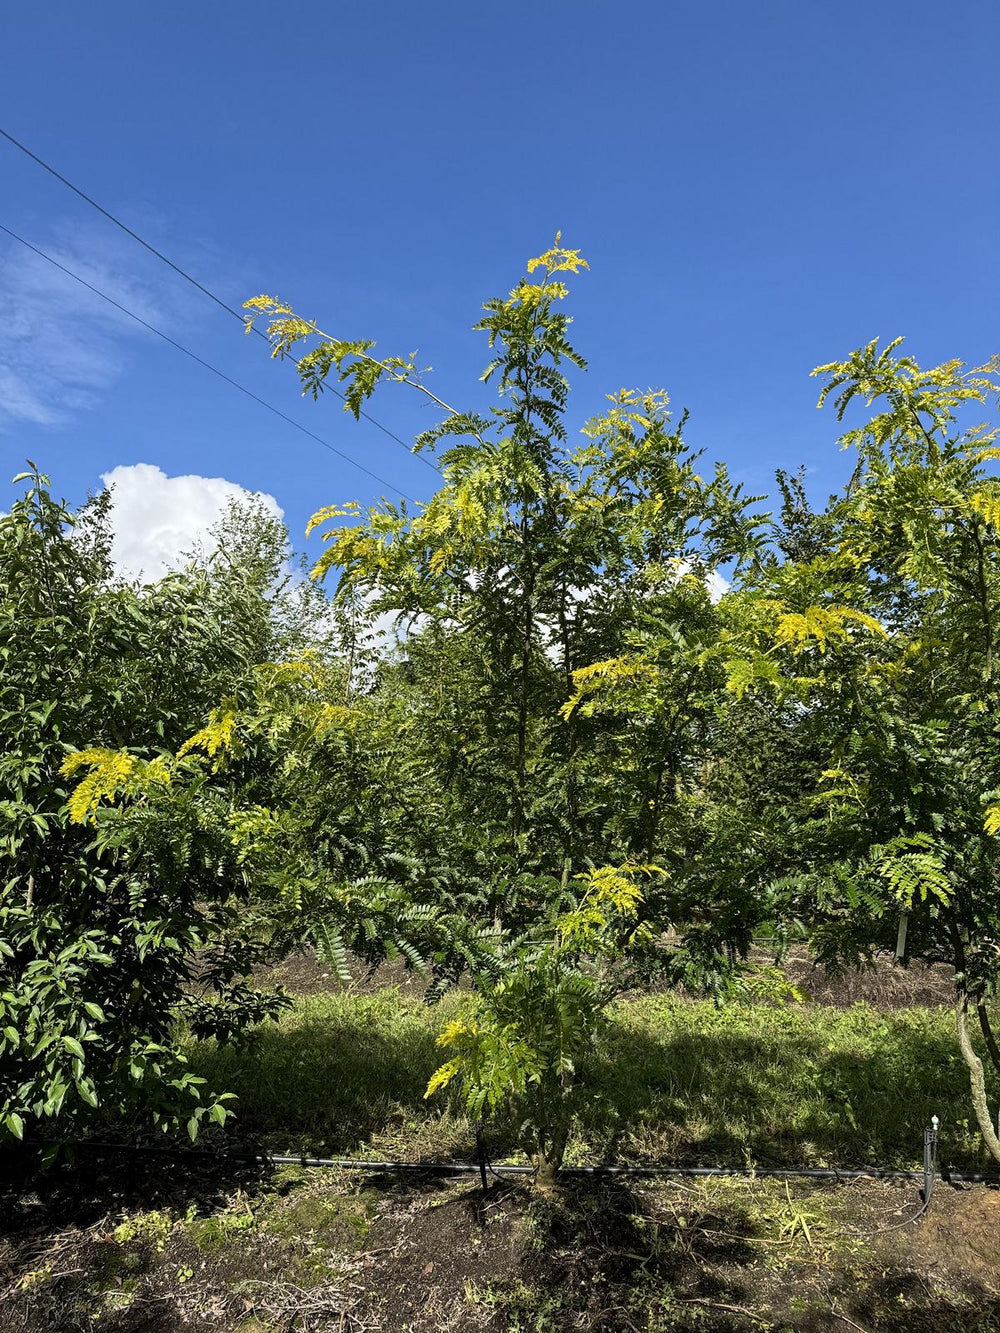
978;1002;1000;1075
533;1114;570;1195
513;559;533;838
345;636;355;703
535;1154;561;1195
645;763;665;862
956;993;1000;1164
558;578;579;865
971;519;994;687
510;317;543;843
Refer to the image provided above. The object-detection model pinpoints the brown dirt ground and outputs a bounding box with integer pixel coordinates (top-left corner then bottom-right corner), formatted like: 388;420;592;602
263;947;957;1010
2;1150;999;1333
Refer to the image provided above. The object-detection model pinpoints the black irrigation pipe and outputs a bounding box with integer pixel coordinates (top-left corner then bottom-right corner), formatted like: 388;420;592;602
66;1118;996;1187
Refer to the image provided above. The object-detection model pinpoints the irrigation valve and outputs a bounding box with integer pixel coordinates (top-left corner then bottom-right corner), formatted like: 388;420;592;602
922;1116;939;1212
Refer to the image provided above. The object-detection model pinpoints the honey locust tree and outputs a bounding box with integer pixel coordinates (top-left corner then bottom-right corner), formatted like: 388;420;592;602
242;240;764;1183
719;340;1000;1162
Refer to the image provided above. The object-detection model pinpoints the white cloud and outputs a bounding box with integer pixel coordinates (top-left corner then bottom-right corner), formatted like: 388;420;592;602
0;216;242;432
0;225;171;430
706;569;729;602
101;462;282;581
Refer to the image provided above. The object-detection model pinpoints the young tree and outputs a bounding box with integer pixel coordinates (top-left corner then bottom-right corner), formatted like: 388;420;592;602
0;470;289;1147
721;341;1000;1160
240;241;765;1182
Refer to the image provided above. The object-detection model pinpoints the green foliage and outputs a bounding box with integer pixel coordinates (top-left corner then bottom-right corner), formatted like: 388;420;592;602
870;833;952;909
0;470;292;1144
239;242;771;1183
24;248;1000;1184
712;339;1000;1159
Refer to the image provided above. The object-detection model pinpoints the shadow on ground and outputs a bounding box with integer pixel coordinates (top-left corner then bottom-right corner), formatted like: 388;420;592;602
3;1150;1000;1331
180;993;982;1171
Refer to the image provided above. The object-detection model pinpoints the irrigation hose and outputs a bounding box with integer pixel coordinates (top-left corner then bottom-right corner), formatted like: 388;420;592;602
3;1121;958;1248
52;1130;993;1185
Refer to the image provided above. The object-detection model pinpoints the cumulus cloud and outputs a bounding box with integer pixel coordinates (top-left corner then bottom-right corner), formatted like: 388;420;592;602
101;462;282;581
706;569;729;602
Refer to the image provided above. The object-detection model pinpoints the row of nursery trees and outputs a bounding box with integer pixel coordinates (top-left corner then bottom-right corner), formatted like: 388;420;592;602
4;240;1000;1186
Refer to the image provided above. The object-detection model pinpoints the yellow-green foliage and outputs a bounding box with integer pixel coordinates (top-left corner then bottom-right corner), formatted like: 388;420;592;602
812;337;997;455
178;706;239;763
716;595;886;704
724;652;783;700
969;487;1000;530
774;604;885;653
504;233;589;310
556;863;655;947
60;750;170;825
561;655;658;719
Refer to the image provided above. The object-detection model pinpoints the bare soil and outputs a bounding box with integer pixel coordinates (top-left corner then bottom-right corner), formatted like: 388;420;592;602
2;1148;999;1332
263;947;957;1010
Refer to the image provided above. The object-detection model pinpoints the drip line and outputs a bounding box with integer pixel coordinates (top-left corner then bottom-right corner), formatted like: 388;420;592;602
57;1138;994;1185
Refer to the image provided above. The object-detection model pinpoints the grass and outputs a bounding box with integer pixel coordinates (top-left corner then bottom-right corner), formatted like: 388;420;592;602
188;988;470;1159
187;987;986;1171
586;995;975;1167
9;985;1000;1331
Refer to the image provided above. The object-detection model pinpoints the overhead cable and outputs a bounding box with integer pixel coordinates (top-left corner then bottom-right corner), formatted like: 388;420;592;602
0;222;416;501
0;125;441;475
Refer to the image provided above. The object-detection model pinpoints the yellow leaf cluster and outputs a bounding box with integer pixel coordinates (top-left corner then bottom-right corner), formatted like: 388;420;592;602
60;750;169;825
582;388;672;442
305;502;360;537
562;655;657;719
504;280;570;310
241;296;316;359
969;489;1000;529
557;863;657;945
179;709;238;762
313;703;360;736
425;1016;482;1098
424;1059;461;1099
525;233;589;276
435;1017;480;1050
243;295;293;317
774;605;885;653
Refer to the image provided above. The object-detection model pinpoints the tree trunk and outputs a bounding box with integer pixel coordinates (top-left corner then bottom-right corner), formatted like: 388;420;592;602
534;1153;561;1195
956;994;1000;1164
533;1126;568;1195
978;1002;1000;1075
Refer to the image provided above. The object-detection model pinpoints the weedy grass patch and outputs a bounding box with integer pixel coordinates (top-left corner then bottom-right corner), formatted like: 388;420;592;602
187;987;985;1171
187;988;469;1157
585;995;978;1167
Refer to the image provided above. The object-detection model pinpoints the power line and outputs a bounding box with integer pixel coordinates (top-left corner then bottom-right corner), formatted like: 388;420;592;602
0;125;441;475
1;127;255;329
0;222;417;502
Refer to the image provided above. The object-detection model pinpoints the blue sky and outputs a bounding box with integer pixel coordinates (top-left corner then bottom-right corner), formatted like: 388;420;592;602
2;0;998;574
